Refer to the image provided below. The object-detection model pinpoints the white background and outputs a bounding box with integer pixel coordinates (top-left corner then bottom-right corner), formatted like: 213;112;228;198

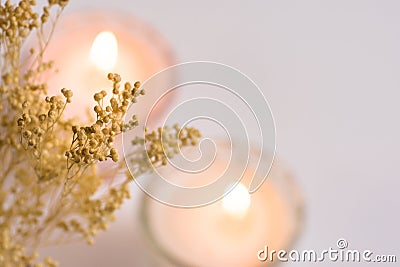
42;1;400;266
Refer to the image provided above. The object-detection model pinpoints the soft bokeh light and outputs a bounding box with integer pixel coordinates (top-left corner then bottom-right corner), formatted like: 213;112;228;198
222;183;251;218
89;31;118;72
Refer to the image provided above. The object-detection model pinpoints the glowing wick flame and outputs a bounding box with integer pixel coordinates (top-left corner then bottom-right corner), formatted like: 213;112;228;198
90;31;118;72
222;183;251;218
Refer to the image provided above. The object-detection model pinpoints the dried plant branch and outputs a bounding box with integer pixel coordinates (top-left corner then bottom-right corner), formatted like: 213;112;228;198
0;1;201;266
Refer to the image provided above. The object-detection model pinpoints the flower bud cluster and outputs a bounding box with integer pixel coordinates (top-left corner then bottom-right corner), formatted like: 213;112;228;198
65;74;142;168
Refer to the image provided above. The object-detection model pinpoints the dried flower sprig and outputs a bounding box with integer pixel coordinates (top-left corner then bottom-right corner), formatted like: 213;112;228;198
0;1;201;266
128;125;202;179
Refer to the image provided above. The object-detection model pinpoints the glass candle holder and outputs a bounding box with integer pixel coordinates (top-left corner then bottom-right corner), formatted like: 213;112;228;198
137;142;304;267
36;9;175;124
32;10;177;186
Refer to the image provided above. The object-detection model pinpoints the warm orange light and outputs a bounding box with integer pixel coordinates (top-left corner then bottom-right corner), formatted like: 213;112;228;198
222;183;251;218
89;31;118;72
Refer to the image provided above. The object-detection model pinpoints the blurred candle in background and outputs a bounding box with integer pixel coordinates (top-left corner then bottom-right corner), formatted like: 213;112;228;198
41;11;174;123
139;143;303;267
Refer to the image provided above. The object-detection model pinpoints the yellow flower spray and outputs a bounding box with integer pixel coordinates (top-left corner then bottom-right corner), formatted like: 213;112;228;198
0;1;201;266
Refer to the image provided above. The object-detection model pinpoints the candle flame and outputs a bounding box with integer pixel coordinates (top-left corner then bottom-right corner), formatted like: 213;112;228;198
90;31;118;72
222;183;251;218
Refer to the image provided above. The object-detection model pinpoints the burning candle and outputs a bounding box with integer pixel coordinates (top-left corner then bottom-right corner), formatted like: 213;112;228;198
222;183;251;219
138;144;303;267
41;11;174;122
